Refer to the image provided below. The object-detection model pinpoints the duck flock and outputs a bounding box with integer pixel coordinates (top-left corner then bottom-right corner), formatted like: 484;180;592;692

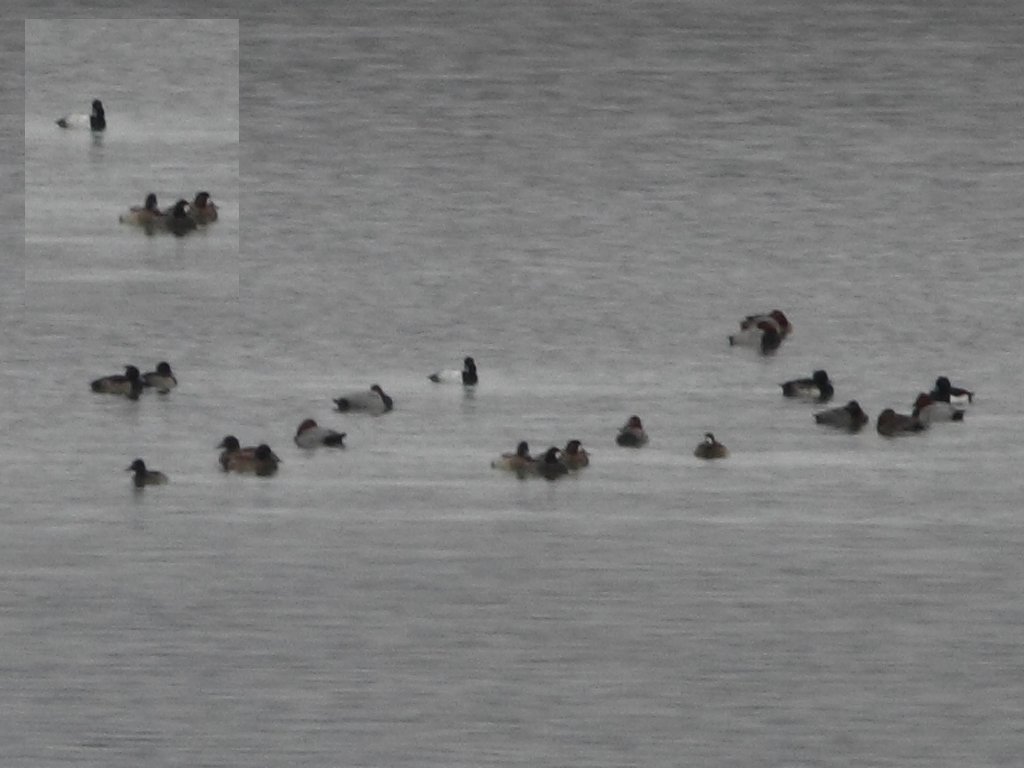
65;103;973;487
101;308;974;489
56;99;219;236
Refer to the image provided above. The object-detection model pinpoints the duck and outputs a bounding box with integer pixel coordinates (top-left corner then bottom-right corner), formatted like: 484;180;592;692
693;432;728;459
56;99;105;131
91;365;143;400
217;435;257;470
615;415;649;447
119;193;164;227
218;439;280;476
332;384;393;414
912;392;965;425
929;376;974;405
561;439;590;469
876;408;927;437
491;441;534;477
429;356;478;386
530;447;569;480
126;459;168;488
814;400;869;431
781;369;834;403
728;309;792;354
294;419;347;449
141;361;177;394
158;199;198;236
190;191;218;224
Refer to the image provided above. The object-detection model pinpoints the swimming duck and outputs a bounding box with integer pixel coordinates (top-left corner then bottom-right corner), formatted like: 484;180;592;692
218;438;280;475
693;432;728;459
491;441;534;477
57;99;105;131
561;439;590;469
141;361;177;393
814;400;869;431
127;459;168;488
217;435;257;470
332;384;393;414
119;193;163;228
159;199;198;236
530;447;569;480
781;369;834;402
876;408;927;437
929;376;974;405
616;415;649;447
728;310;792;354
91;365;143;400
294;419;347;449
911;393;965;425
429;356;478;386
190;191;218;224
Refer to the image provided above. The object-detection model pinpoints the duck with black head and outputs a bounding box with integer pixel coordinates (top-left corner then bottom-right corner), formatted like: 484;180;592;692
127;459;168;488
57;99;106;131
91;365;143;400
158;200;198;236
119;193;164;229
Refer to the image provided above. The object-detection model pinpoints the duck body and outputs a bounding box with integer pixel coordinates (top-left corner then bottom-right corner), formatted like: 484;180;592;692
218;435;258;471
91;365;143;400
119;193;163;228
929;376;974;405
530;447;569;480
616;416;649;448
781;370;834;403
333;384;393;414
729;310;792;354
294;419;347;449
694;432;728;459
141;361;177;393
561;440;590;469
491;441;534;477
876;408;927;437
127;459;167;487
158;199;198;235
814;400;869;431
429;356;478;386
57;99;105;131
912;393;965;425
191;192;218;224
219;439;280;475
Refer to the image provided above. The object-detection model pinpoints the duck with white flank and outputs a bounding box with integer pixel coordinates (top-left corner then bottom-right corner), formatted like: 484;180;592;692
781;369;834;403
141;362;177;394
57;99;105;131
333;384;393;414
728;309;792;354
294;419;347;449
429;356;478;386
929;376;974;404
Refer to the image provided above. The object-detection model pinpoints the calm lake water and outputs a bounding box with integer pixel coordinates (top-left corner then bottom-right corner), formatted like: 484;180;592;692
11;5;1024;767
